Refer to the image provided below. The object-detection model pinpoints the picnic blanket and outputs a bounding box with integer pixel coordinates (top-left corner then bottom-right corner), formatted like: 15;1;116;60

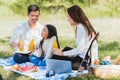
0;57;88;80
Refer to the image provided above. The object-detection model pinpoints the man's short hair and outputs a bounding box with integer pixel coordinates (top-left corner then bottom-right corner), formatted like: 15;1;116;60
28;4;40;14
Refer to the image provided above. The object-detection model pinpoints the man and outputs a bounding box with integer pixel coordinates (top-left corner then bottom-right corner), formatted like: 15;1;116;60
10;4;43;63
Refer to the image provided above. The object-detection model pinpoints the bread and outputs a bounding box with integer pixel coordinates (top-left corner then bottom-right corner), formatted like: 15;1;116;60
12;64;20;70
113;55;120;65
103;56;111;61
94;59;100;65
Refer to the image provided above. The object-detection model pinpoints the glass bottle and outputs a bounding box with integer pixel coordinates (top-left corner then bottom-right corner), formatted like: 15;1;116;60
53;39;58;49
19;35;24;51
28;38;35;51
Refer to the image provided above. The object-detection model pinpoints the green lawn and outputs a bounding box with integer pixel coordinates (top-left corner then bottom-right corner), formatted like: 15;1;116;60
0;18;120;80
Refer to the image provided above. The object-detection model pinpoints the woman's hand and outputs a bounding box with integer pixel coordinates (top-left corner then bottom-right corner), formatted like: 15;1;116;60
53;49;63;56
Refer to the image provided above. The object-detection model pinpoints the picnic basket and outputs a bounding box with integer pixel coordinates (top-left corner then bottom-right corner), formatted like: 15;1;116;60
91;65;120;78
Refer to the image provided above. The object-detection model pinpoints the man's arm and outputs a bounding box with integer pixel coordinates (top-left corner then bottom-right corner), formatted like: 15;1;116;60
9;42;18;49
9;25;22;50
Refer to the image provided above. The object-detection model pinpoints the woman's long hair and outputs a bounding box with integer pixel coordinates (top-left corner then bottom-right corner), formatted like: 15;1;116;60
39;24;60;54
67;5;96;39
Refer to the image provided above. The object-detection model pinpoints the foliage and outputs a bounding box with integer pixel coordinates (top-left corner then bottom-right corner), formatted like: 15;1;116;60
9;0;120;18
0;0;120;18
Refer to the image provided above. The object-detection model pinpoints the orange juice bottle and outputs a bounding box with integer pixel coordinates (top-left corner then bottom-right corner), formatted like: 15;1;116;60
19;36;24;51
28;39;35;51
53;39;58;49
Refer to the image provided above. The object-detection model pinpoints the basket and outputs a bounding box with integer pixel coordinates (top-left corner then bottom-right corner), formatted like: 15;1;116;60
92;65;120;78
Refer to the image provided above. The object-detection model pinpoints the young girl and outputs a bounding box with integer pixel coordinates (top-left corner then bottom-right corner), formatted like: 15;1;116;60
53;5;98;70
29;24;60;66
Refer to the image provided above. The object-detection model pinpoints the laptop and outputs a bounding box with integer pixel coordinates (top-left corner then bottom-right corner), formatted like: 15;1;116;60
46;59;72;74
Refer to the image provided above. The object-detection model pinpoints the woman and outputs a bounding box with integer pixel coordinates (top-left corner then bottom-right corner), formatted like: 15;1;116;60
53;5;98;70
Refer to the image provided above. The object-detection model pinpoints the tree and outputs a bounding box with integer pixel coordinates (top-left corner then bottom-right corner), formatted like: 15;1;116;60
10;0;99;15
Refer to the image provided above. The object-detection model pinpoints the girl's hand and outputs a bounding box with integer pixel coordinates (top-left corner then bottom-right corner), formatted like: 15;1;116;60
53;49;63;56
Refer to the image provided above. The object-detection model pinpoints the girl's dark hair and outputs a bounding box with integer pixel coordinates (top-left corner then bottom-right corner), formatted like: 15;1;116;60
39;24;60;54
67;5;96;39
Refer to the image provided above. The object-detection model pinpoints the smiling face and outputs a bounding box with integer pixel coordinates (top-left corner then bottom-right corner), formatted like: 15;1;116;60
28;11;40;24
41;26;48;39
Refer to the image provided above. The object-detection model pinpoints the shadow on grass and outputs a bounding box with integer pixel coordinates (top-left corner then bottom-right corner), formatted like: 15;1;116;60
0;37;10;44
0;39;7;43
0;51;13;58
99;41;120;51
59;37;76;49
0;36;13;58
98;41;120;59
67;73;120;80
4;70;35;80
4;72;21;80
67;74;99;80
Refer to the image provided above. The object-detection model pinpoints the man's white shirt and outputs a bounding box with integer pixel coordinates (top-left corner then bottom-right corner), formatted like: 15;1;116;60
10;21;43;51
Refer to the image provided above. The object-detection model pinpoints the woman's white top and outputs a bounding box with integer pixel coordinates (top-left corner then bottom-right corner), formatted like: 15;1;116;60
63;23;98;63
32;36;56;59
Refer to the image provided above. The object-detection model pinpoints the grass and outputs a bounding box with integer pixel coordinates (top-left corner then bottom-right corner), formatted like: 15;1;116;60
0;0;120;79
0;16;120;80
84;1;120;18
0;36;120;80
98;41;120;60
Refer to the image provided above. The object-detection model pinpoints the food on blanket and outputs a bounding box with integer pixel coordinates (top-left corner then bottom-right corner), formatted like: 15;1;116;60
28;39;35;51
53;39;58;49
94;59;100;65
19;38;24;51
103;56;111;61
113;55;120;65
19;65;38;72
12;64;20;70
98;56;112;65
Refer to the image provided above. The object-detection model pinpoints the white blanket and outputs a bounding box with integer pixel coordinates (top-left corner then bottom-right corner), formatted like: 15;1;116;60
0;57;88;80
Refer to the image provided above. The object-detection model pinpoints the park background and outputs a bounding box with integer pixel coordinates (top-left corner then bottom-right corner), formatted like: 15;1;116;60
0;0;120;80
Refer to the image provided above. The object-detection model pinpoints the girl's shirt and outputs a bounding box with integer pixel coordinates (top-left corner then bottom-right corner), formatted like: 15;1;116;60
63;23;98;63
32;36;56;59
